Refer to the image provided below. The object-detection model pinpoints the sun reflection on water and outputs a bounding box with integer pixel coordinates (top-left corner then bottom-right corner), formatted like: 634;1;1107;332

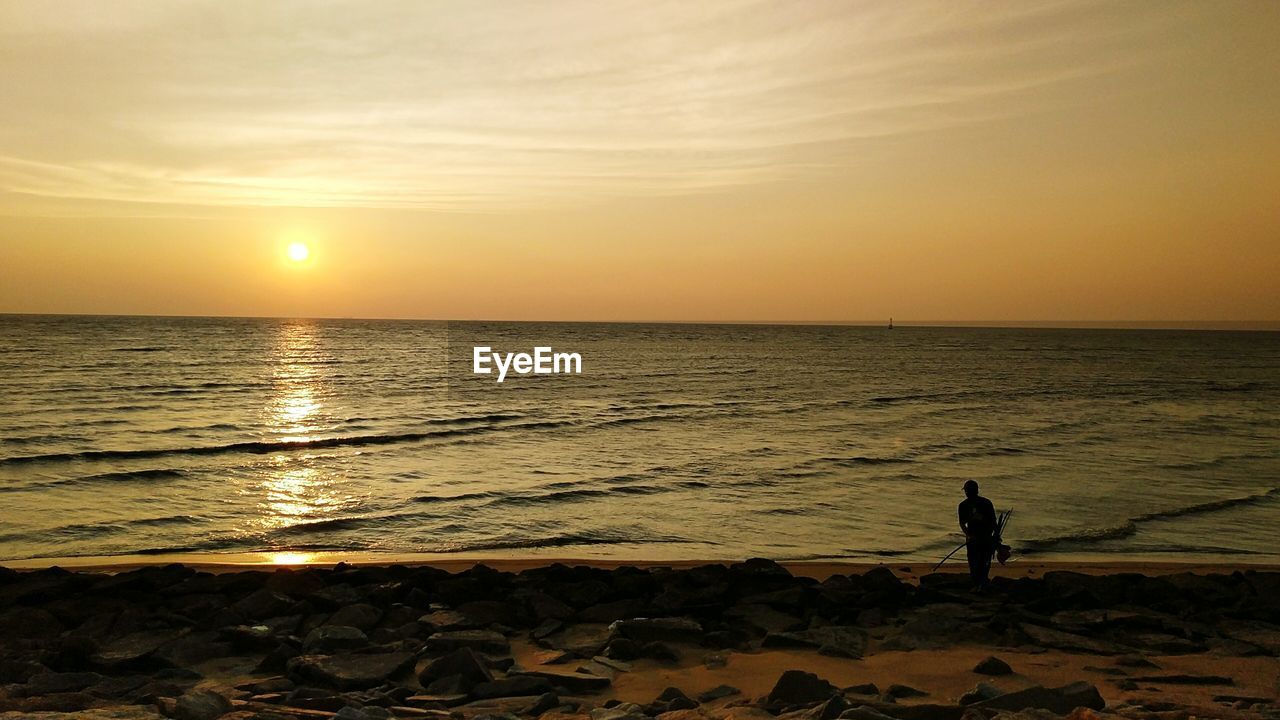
270;551;316;565
253;321;359;540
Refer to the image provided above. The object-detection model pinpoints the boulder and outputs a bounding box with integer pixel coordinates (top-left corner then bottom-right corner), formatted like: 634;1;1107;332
609;617;703;643
91;631;173;669
1018;624;1128;655
172;688;233;720
286;652;415;690
696;684;740;703
971;682;1105;714
513;669;611;694
326;603;382;631
22;672;103;696
590;703;648;720
419;647;494;691
425;630;510;654
470;675;555;699
767;670;839;706
230;589;294;620
762;627;866;658
304;625;369;653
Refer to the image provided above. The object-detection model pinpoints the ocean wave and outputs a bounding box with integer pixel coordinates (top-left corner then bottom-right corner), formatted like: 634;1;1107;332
0;417;567;465
1021;487;1280;552
0;467;190;493
434;528;693;553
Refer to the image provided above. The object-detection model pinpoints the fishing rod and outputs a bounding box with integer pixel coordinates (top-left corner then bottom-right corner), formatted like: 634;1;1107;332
934;508;1012;571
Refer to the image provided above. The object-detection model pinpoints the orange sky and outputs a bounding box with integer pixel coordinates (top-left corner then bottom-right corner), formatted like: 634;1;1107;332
1;1;1278;323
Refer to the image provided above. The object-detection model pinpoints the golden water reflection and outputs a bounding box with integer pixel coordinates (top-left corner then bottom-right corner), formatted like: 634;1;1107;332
270;552;317;565
254;322;358;537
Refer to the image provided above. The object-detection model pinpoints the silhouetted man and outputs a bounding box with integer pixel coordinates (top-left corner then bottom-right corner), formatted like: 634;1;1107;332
958;480;998;590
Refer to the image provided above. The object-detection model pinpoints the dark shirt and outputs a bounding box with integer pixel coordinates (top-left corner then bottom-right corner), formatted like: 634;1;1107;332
958;495;997;541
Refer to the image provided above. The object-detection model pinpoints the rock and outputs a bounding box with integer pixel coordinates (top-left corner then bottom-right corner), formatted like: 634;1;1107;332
971;681;1105;715
702;654;727;669
1018;624;1128;655
419;609;474;631
458;600;524;627
514;669;611;694
419;647;494;691
23;671;103;695
722;708;777;720
234;676;294;694
648;687;698;714
527;592;576;622
1113;655;1158;668
843;684;879;696
767;670;839;706
548;624;613;657
231;589;294;620
603;638;641;661
0;709;165;719
529;692;561;715
532;620;564;641
885;685;928;699
641;641;681;662
973;656;1013;676
91;631;173;669
838;708;897;720
1128;674;1233;685
470;676;555;699
0;659;48;684
800;696;849;720
172;688;233;720
696;684;740;703
406;693;471;708
326;603;382;631
590;703;647;720
425;630;510;655
592;655;632;672
286;652;415;690
579;600;647;624
762;627;866;658
959;683;1002;705
609;617;703;643
726;604;805;635
304;625;369;653
0;607;64;639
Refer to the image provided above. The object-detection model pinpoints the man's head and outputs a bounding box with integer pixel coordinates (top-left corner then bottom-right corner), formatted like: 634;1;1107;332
963;480;979;498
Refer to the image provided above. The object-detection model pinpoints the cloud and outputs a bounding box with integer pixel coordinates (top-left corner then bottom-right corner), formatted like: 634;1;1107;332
0;0;1180;212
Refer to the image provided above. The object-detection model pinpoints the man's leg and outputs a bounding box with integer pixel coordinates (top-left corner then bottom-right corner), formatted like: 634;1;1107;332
965;541;981;587
976;543;992;587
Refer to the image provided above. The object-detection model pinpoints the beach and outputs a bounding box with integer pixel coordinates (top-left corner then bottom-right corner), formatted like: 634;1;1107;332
2;558;1277;720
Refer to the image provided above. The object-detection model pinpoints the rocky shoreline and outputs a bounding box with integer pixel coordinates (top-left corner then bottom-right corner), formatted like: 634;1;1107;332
1;561;1277;720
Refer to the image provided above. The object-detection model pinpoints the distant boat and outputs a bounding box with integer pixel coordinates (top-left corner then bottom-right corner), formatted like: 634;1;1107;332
888;317;894;330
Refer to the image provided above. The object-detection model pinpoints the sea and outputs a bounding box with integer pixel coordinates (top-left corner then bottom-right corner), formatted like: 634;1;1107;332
0;315;1277;566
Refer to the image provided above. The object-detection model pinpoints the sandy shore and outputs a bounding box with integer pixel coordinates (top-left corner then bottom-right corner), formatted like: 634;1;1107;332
6;551;1278;583
1;557;1278;720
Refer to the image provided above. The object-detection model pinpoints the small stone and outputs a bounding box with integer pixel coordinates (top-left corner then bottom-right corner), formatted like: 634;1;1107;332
959;682;1002;705
696;684;740;703
885;684;928;699
973;656;1013;676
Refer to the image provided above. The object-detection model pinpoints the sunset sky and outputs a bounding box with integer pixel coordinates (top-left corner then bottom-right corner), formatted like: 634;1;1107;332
1;1;1278;323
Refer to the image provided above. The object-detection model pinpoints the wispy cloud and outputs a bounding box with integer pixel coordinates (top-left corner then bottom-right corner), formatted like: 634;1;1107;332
0;0;1183;212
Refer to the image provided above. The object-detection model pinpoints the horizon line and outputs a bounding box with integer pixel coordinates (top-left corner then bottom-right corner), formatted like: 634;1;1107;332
2;311;1277;332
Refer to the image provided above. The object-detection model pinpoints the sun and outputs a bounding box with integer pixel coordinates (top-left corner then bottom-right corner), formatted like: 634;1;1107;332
287;242;310;263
